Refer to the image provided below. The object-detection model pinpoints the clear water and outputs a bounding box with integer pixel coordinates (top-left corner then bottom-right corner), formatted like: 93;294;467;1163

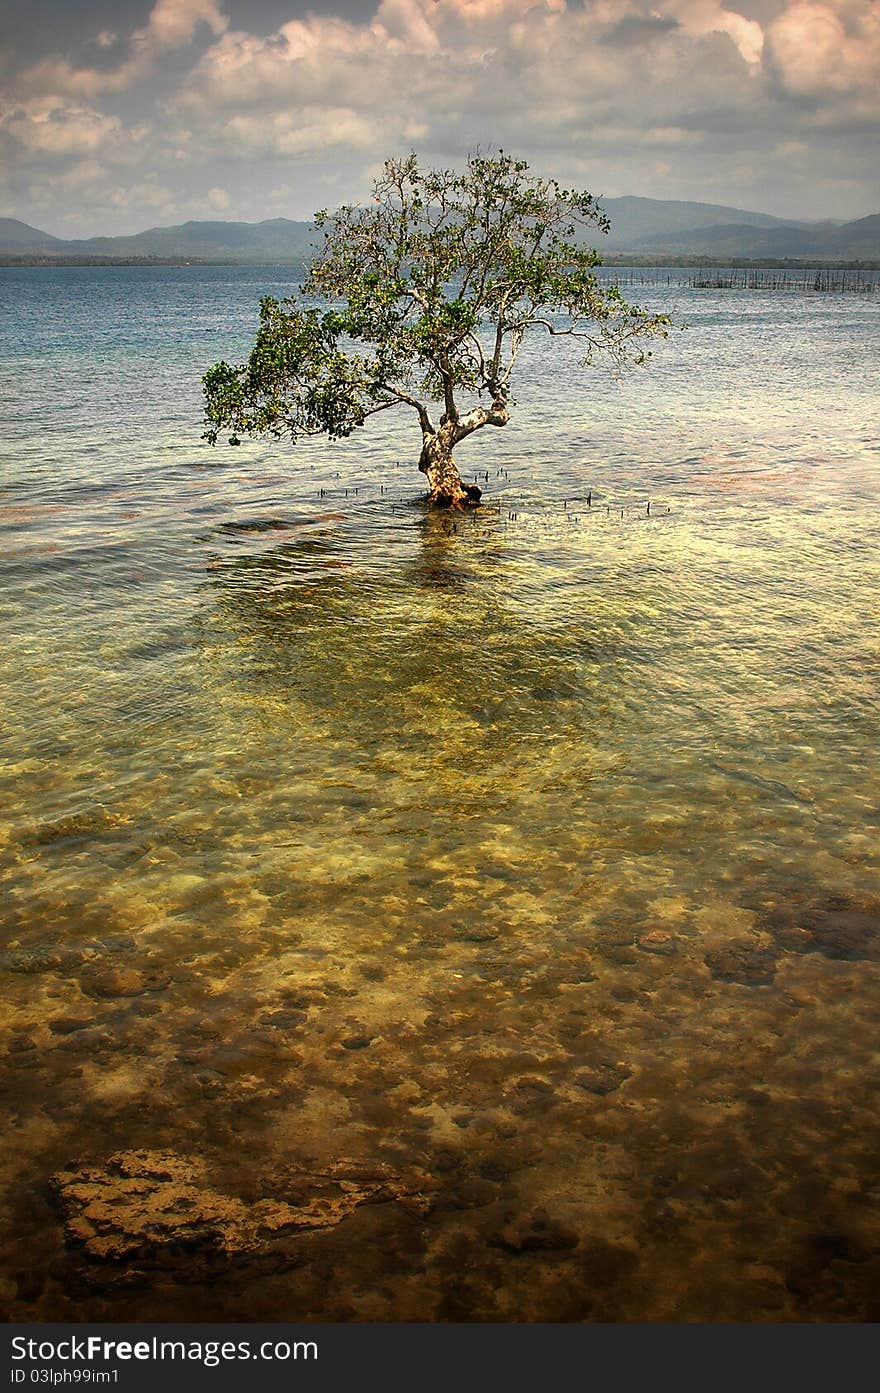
1;266;878;1320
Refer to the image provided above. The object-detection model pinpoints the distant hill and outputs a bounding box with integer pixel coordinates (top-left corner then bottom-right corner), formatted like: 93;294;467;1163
597;196;820;249
1;203;877;262
69;217;319;261
0;218;64;250
0;216;317;262
634;213;880;259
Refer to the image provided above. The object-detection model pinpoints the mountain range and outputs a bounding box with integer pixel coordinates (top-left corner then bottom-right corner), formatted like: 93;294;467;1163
2;198;878;262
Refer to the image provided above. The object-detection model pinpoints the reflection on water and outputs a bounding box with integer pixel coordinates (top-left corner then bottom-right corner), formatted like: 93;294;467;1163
0;267;879;1321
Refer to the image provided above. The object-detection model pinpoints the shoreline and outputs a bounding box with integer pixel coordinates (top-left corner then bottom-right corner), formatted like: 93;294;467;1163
2;253;880;271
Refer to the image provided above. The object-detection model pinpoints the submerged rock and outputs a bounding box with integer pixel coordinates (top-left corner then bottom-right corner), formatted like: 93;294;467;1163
760;892;880;962
573;1062;632;1096
0;943;84;975
704;941;778;986
801;901;879;961
79;966;170;999
51;1150;433;1277
637;928;677;956
489;1208;580;1254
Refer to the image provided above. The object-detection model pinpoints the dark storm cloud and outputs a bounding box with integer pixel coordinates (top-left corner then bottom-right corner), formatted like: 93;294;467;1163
602;15;681;48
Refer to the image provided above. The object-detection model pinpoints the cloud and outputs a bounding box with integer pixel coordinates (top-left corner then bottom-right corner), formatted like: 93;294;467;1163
766;1;880;104
172;0;777;157
1;0;877;232
106;180;177;214
666;1;765;65
0;98;122;158
222;109;379;157
172;2;764;122
162;0;876;221
17;0;229;98
177;15;392;112
147;0;227;49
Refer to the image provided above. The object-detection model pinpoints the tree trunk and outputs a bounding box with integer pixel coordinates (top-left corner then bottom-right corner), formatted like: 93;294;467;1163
418;425;482;508
416;389;510;507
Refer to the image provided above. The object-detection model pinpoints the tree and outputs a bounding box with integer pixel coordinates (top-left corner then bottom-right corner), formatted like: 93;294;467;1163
203;151;671;508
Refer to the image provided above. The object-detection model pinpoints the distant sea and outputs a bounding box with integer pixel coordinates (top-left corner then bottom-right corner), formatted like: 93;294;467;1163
1;264;878;1321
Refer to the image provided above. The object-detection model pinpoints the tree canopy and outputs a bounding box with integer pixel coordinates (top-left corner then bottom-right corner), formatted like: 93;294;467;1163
203;151;671;506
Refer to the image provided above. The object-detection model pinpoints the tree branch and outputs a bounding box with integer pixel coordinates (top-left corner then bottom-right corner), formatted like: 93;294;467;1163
454;390;509;443
385;386;436;436
438;353;458;422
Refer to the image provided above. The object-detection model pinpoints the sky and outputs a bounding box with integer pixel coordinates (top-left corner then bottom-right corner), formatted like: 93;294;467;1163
1;0;878;235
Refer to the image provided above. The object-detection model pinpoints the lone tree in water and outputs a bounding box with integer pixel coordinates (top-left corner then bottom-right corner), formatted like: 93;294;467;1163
203;151;670;508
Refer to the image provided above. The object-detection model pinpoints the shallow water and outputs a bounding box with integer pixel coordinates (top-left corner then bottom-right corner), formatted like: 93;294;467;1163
1;266;879;1320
